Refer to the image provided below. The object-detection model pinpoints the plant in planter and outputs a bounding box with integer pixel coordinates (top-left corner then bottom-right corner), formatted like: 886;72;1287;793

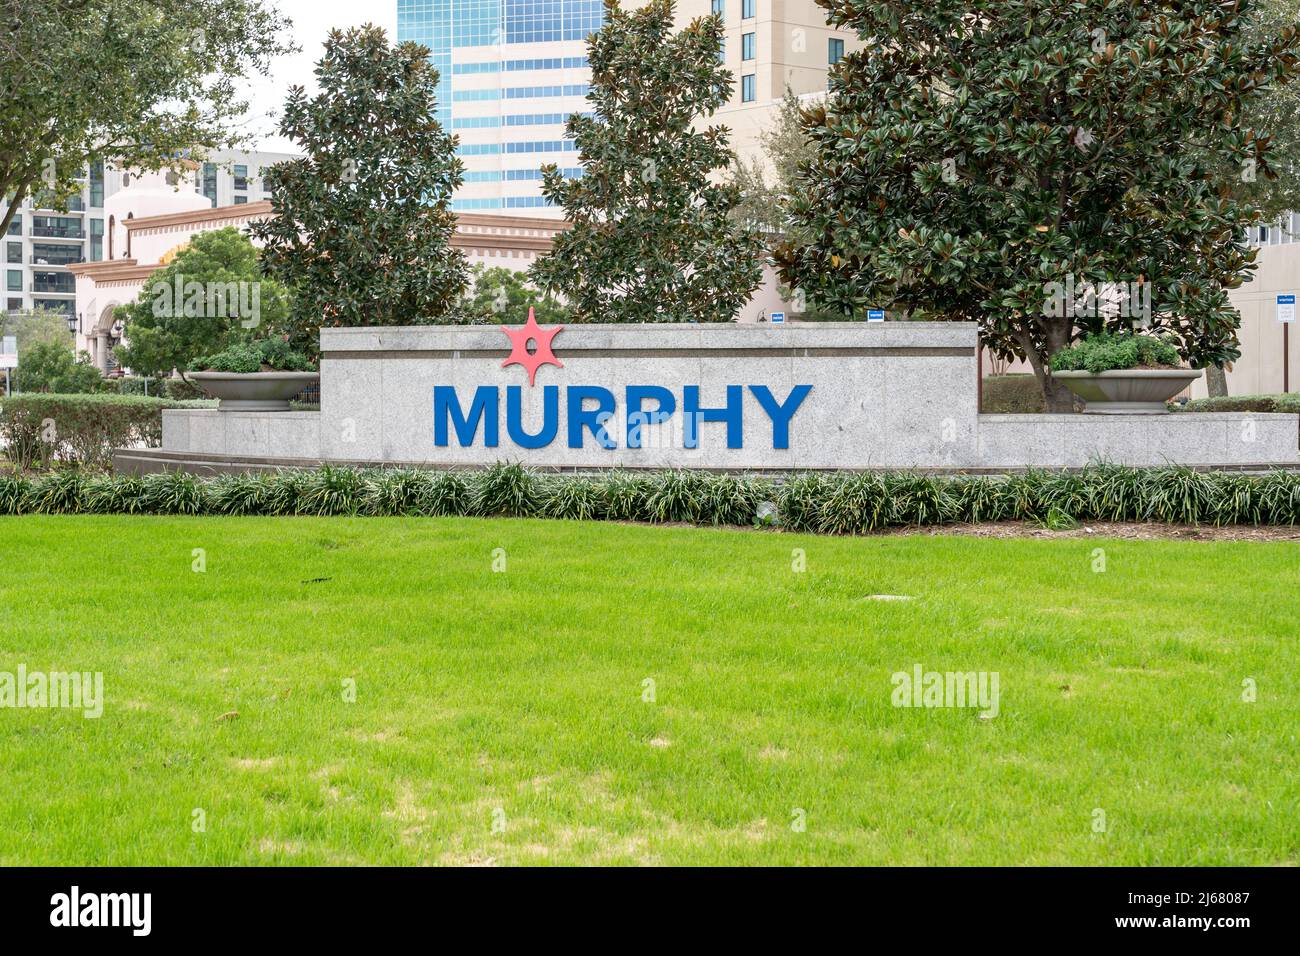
1049;333;1200;414
187;339;319;412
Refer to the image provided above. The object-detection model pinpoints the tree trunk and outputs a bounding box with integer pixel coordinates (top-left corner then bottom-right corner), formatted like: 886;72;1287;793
1037;372;1078;412
1205;363;1228;398
1016;320;1078;413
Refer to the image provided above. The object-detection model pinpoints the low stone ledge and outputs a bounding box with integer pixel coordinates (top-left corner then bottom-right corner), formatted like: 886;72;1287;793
976;412;1300;468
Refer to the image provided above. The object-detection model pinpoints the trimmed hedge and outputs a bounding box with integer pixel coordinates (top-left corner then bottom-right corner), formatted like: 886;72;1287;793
0;394;214;471
1;462;1298;529
981;375;1047;413
1176;394;1300;414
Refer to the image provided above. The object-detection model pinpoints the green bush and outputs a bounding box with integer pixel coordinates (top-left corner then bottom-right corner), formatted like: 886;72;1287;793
107;376;175;397
1176;394;1300;414
0;394;213;471
1050;332;1181;374
11;341;104;394
190;338;315;373
2;464;1299;527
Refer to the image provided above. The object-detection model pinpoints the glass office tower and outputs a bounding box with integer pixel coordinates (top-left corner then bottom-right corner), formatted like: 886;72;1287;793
397;0;603;214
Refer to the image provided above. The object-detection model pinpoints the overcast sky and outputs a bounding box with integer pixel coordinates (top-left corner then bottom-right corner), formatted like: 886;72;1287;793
238;0;399;153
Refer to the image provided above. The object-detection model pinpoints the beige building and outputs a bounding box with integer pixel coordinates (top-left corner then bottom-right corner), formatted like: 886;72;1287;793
1205;239;1300;397
693;0;861;171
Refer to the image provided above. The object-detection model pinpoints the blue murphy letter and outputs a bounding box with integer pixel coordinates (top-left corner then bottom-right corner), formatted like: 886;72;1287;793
683;385;744;449
567;386;617;449
626;385;676;449
506;385;559;448
435;385;498;447
749;385;812;448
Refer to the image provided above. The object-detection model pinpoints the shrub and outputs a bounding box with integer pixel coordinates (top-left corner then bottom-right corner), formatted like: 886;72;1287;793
140;471;207;515
471;462;544;517
364;468;435;517
190;338;315;373
11;341;103;394
299;464;368;516
0;394;212;471
541;475;608;521
1050;333;1181;374
3;464;1299;529
599;470;655;522
108;376;172;398
981;375;1047;414
1176;394;1300;415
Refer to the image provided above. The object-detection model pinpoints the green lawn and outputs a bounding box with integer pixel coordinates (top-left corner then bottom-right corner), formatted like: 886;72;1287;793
0;515;1295;866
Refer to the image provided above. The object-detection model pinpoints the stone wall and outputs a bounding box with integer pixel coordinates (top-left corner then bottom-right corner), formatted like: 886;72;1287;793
142;322;1300;473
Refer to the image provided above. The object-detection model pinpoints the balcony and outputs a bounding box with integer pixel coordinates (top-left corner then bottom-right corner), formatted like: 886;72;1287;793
30;248;83;266
32;273;76;294
31;227;82;239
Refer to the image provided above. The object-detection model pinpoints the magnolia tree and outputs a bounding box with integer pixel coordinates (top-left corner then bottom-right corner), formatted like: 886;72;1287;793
530;0;763;322
774;0;1300;409
0;0;293;234
252;26;468;353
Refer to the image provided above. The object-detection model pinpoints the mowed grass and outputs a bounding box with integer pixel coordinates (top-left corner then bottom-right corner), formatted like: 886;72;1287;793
0;516;1296;866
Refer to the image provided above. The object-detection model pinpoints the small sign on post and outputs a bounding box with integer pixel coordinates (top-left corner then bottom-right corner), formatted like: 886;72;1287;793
1281;295;1296;394
867;309;885;322
1277;294;1296;323
769;311;785;324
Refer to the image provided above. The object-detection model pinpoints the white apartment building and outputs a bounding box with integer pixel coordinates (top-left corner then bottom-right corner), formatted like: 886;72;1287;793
1;149;298;323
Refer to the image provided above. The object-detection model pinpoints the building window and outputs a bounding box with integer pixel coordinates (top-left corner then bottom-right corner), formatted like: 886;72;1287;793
233;196;248;205
742;32;755;60
32;271;74;294
711;0;723;17
233;164;248;191
200;163;217;207
741;73;755;102
32;242;82;266
7;270;21;291
6;298;21;311
6;215;19;236
829;37;844;64
33;298;74;317
6;242;20;264
32;215;81;239
89;219;103;262
742;0;754;18
90;161;104;207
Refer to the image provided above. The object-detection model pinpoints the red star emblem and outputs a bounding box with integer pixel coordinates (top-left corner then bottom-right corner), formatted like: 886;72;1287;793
501;307;564;386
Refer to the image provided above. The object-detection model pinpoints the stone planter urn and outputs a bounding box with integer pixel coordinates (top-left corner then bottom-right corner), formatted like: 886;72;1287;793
1052;368;1202;414
188;371;320;412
